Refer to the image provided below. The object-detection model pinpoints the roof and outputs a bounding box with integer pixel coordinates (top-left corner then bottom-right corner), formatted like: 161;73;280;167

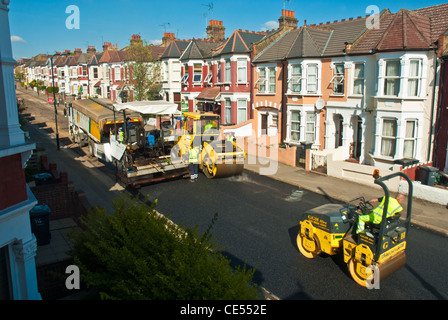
160;40;190;59
180;40;222;60
196;87;221;101
411;3;448;43
215;30;266;56
254;16;369;62
349;9;433;54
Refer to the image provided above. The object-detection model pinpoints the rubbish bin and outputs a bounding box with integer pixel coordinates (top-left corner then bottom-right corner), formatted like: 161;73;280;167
30;205;51;246
34;173;53;186
418;166;439;186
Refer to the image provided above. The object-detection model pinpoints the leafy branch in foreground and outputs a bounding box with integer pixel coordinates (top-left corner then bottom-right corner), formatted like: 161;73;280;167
68;193;260;300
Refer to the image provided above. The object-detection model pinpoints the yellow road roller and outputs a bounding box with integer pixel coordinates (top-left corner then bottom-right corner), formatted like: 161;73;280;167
171;111;245;179
297;171;413;288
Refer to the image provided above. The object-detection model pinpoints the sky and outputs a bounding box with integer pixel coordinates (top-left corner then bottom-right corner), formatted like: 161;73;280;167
8;0;448;60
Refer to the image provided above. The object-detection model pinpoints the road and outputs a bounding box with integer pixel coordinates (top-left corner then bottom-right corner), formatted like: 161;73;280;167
17;88;448;300
137;171;448;300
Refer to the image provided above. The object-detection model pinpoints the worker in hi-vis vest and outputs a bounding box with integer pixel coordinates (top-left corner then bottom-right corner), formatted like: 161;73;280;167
356;193;405;234
189;145;200;182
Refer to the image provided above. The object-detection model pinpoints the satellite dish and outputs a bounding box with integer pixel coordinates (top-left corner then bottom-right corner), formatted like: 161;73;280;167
315;98;325;110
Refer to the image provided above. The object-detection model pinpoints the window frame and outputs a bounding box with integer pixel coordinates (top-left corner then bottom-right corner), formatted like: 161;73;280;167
237;58;247;83
193;63;202;83
306;63;319;94
353;63;365;95
407;59;422;97
237;99;247;124
290;110;301;143
380;118;397;157
289;64;302;93
383;60;401;97
331;63;345;95
403;119;417;159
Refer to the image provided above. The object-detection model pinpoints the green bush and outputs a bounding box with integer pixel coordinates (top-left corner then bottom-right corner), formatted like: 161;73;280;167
69;194;261;300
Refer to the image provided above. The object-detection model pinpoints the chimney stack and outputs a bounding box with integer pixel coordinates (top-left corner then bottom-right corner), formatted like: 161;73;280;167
87;46;96;54
162;32;175;47
279;10;298;30
131;34;143;46
207;20;225;41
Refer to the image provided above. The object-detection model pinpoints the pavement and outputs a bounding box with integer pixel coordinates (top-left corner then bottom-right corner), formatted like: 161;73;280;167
17;86;448;275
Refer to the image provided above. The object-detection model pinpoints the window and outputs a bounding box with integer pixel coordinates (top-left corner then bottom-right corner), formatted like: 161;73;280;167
193;64;202;83
332;63;345;94
181;74;189;84
225;60;231;82
237;99;247;124
353;63;365;95
289;64;302;93
225;99;232;124
82;66;87;76
217;63;222;83
384;60;400;96
291;111;300;142
269;67;276;93
403;120;417;158
237;59;247;83
115;67;121;81
93;67;98;79
258;68;266;92
307;64;318;93
257;67;276;94
181;65;189;84
305;112;315;142
204;72;212;83
381;119;397;157
408;59;422;97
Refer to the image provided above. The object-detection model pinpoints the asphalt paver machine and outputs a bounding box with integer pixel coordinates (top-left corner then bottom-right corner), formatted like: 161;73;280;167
296;170;413;288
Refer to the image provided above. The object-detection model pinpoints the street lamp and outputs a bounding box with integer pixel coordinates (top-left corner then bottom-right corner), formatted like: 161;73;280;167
50;52;69;150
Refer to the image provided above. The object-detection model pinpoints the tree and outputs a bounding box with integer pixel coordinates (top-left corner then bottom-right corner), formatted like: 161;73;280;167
68;194;261;300
125;36;161;101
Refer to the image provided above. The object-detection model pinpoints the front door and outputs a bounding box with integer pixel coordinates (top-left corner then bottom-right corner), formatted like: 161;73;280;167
352;116;362;160
261;114;268;135
334;114;343;148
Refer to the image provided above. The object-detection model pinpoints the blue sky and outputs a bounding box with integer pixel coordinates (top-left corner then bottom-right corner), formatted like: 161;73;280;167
8;0;448;59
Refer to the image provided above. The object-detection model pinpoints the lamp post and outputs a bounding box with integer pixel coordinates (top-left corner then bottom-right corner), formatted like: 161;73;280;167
50;53;60;150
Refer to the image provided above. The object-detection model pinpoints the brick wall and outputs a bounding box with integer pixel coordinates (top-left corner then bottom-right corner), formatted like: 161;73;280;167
0;154;27;210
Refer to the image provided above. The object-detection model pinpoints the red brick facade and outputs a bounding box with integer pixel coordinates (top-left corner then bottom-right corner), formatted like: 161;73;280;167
0;154;27;210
